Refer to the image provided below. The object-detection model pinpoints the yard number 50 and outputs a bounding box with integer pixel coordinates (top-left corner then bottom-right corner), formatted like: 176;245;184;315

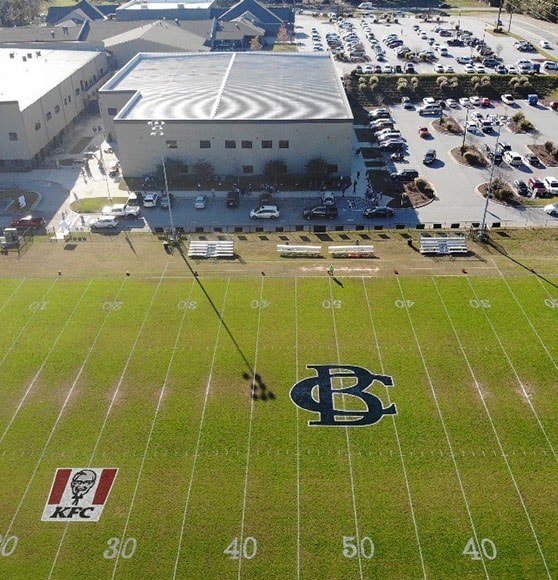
343;536;375;560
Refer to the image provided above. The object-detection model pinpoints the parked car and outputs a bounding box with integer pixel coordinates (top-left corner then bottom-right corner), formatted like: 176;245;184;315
363;206;394;218
527;177;547;196
480;97;491;107
459;97;471;107
101;204;141;218
469;96;481;106
226;190;240;208
379;139;406;151
303;205;338;220
503;151;523;167
390;169;419;181
10;215;46;228
526;153;542;167
446;98;458;108
321;191;336;206
543;61;558;71
543;176;558;194
401;96;413;109
501;94;515;105
90;217;119;229
513;179;529;196
194;194;207;209
142;192;159;207
423;149;437;165
250;205;280;219
544;203;558;216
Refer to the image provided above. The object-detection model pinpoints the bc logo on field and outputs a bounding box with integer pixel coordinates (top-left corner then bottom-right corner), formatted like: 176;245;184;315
42;467;118;522
290;365;396;427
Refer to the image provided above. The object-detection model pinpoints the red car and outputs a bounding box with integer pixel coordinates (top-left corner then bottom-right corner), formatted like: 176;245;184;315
10;215;46;228
480;97;491;107
550;101;558;111
418;126;430;138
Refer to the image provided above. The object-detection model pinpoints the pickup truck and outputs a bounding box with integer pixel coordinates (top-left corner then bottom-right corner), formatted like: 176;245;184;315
101;204;141;218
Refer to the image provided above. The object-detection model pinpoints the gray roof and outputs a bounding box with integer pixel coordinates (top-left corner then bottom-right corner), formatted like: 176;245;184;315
86;18;213;42
0;25;82;43
101;52;352;122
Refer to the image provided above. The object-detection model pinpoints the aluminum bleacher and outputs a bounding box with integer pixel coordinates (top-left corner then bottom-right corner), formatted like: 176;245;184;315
188;240;235;258
419;235;468;255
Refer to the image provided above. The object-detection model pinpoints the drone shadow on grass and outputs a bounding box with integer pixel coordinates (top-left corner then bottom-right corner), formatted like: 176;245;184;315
176;243;276;400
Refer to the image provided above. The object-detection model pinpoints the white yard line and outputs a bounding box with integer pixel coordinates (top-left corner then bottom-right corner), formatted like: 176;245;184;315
328;278;364;580
361;279;427;579
494;265;557;371
3;278;127;544
110;279;196;579
294;278;302;580
432;277;552;578
237;276;264;580
172;279;231;579
0;279;25;315
396;277;490;578
465;276;557;463
0;280;92;447
49;268;167;579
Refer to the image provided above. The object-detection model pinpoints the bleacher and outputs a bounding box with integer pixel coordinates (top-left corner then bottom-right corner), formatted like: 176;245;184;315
188;240;235;258
419;235;468;255
277;244;322;257
328;245;375;257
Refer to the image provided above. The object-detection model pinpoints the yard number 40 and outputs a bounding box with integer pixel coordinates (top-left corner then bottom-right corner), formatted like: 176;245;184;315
463;537;497;561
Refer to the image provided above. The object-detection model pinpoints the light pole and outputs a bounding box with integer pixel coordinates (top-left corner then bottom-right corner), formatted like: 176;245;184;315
479;121;502;241
148;120;176;243
461;106;470;152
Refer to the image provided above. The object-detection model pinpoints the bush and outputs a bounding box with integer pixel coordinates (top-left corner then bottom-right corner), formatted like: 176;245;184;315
464;151;483;166
493;188;514;203
415;178;434;197
512;111;525;123
518;119;534;132
545;140;554;153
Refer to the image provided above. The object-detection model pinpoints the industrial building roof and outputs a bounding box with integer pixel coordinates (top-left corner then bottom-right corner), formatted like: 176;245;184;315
101;52;352;122
0;48;103;111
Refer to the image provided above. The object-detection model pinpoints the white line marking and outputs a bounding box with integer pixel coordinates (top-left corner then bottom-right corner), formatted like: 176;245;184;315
2;278;128;545
396;277;490;578
237;276;264;580
0;280;93;447
327;277;363;579
111;278;197;579
172;279;231;578
432;277;552;578
49;267;169;578
465;276;557;463
362;279;427;579
0;279;25;315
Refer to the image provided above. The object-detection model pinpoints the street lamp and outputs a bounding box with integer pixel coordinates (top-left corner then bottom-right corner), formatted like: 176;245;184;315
148;120;176;243
479;121;503;241
461;106;470;152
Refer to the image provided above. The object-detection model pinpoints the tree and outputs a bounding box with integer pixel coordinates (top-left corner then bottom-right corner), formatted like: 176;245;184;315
250;36;263;51
0;0;40;26
263;159;287;185
305;158;330;188
276;23;290;44
192;160;215;183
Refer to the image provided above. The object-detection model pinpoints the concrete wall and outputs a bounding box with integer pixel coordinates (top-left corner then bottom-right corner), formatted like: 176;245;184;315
111;118;352;179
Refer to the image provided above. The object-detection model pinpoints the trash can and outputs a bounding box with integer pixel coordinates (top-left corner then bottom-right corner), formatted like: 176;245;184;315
528;94;539;106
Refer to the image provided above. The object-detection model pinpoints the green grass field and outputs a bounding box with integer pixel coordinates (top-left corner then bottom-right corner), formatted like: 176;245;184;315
0;272;556;579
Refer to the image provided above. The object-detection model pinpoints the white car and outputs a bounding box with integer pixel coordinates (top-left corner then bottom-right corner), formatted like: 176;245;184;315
250;205;280;219
143;192;159;207
90;217;119;229
474;64;486;73
434;63;445;73
444;65;454;73
459;97;471;107
464;64;475;73
543;176;558;194
507;65;517;74
194;194;207;209
470;96;481;106
363;64;374;74
446;98;458;108
457;56;472;64
543;60;558;70
501;94;515;105
540;39;552;49
466;120;479;132
101;204;141;218
544;203;558;216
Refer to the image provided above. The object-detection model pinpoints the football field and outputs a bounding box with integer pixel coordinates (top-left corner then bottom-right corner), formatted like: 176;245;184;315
0;269;556;579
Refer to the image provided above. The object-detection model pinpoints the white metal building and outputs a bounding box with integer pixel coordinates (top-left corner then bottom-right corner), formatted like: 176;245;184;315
0;47;109;171
98;51;353;182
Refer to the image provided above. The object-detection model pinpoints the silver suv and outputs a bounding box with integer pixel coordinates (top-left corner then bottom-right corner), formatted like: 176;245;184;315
249;205;280;219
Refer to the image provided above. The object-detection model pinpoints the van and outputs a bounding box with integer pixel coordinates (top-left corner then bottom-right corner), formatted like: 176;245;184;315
503;151;523;167
418;104;442;116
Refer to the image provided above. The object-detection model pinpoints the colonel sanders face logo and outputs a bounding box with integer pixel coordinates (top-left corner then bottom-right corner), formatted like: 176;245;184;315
70;469;97;505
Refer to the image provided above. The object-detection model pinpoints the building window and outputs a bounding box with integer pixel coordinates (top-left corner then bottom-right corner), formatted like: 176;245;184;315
9;132;18;141
107;107;117;116
166;140;177;149
64;98;67;105
34;122;41;131
75;88;80;96
242;165;254;174
68;95;71;102
241;140;252;149
46;112;52;121
200;140;211;149
54;105;60;114
261;140;272;149
279;140;289;149
225;140;236;149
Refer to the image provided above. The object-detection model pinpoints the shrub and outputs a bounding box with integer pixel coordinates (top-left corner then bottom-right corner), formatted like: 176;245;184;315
518;119;534;132
493;188;514;203
545;140;554;153
415;178;434;197
464;151;483;166
512;111;525;123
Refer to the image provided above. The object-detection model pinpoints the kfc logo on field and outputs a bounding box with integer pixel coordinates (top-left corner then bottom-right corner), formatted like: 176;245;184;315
42;468;118;522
